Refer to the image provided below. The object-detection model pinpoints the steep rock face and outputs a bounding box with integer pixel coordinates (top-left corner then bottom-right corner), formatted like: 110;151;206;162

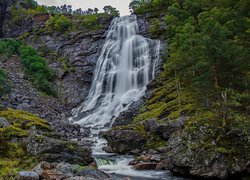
24;19;111;112
0;0;16;37
166;126;250;179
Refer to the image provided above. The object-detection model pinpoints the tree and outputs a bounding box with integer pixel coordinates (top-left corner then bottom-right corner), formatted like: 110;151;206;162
73;8;83;15
87;8;94;15
94;7;99;14
103;6;120;16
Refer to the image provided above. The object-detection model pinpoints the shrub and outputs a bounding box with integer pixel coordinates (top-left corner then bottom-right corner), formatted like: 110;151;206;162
0;39;21;58
0;69;11;99
19;45;56;96
45;15;72;33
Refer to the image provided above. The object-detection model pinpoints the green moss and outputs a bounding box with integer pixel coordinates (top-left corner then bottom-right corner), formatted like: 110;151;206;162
0;108;51;131
0;109;53;178
146;135;167;149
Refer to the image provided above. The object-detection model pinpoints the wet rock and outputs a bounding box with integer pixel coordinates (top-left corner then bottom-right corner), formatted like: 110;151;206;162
129;160;139;166
103;129;146;154
77;169;110;180
18;171;39;180
0;117;11;128
156;162;165;170
134;162;158;170
89;162;97;168
113;99;144;126
143;119;159;132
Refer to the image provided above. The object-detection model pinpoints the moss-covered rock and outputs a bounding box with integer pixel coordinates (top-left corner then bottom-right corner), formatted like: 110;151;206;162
165;112;250;179
0;108;92;179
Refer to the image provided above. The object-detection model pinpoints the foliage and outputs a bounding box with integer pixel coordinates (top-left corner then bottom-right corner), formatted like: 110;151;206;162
125;0;250;156
45;14;71;33
103;6;120;17
19;45;56;95
0;69;11;99
0;40;56;96
0;39;20;58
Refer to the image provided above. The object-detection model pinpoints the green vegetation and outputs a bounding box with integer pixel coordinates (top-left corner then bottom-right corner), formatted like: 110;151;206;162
127;0;250;156
8;0;119;35
0;39;56;96
0;68;11;99
0;108;52;178
45;14;71;33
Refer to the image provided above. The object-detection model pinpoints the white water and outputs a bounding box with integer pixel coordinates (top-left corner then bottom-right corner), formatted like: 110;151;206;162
70;16;178;179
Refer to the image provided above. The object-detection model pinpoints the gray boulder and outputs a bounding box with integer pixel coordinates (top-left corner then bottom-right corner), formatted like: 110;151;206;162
0;117;11;128
103;129;146;154
156;120;183;140
18;171;39;180
143;119;159;132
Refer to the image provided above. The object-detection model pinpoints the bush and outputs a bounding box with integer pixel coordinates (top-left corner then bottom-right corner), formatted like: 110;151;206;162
19;45;56;96
0;39;21;58
0;69;11;98
0;40;56;96
45;15;72;33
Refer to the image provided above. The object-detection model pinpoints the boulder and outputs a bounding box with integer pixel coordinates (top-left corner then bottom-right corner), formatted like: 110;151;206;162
24;127;92;165
143;119;159;132
77;169;110;180
156;120;183;140
103;129;146;154
0;117;11;128
165;125;250;179
18;171;39;180
134;162;158;170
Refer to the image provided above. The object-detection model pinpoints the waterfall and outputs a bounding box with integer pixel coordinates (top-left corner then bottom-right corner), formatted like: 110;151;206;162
71;15;160;129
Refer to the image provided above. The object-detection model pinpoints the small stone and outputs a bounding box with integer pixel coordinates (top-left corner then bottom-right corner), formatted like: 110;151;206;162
140;154;151;162
0;117;11;128
156;147;168;153
128;160;138;166
18;171;39;180
89;162;97;168
143;119;159;132
150;154;161;162
156;162;164;170
41;170;65;180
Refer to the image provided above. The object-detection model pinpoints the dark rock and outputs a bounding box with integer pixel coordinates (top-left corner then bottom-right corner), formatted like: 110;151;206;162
165;125;250;179
0;117;11;128
77;169;110;180
18;171;39;180
150;154;162;162
156;162;165;170
143;119;159;132
24;127;92;165
113;99;144;126
156;146;168;153
134;162;158;170
129;160;139;166
130;149;142;154
156;120;183;140
103;130;146;154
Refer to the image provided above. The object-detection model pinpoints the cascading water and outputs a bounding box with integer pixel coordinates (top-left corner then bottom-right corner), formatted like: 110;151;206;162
70;16;183;179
